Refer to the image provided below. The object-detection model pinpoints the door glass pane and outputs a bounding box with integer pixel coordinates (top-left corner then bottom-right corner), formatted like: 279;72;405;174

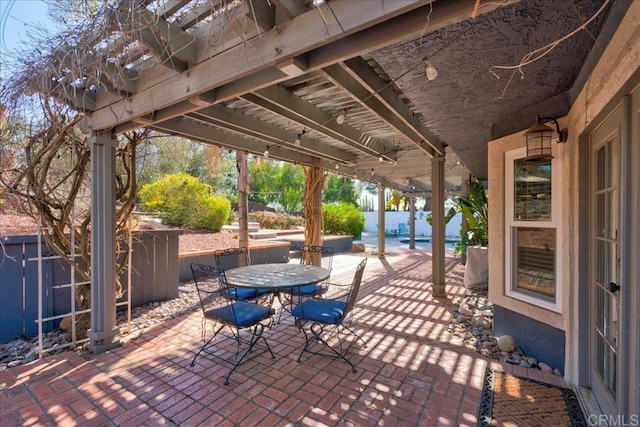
596;193;605;237
513;227;555;300
596;284;605;332
595;240;605;283
514;158;552;220
596;145;605;190
596;333;605;379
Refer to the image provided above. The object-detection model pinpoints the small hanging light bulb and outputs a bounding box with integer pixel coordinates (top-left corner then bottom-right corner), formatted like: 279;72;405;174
379;155;384;163
335;163;339;170
294;134;301;147
336;111;346;125
370;168;375;176
425;61;438;81
264;147;270;159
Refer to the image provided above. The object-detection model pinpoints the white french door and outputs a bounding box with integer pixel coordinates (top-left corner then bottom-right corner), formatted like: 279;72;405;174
589;107;621;416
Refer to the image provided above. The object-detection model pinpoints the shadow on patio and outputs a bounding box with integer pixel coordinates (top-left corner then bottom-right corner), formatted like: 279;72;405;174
0;248;565;426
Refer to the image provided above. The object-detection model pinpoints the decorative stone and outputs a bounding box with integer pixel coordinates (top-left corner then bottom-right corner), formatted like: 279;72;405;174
351;243;365;253
458;304;474;316
528;357;538;367
538;362;553;373
553;368;563;376
520;360;531;368
497;335;517;352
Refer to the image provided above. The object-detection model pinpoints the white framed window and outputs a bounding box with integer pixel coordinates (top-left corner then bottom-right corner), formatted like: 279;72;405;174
505;146;563;312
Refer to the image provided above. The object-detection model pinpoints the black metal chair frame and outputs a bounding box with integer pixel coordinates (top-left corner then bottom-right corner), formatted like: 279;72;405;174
189;263;275;385
277;245;334;322
214;247;275;305
292;258;367;372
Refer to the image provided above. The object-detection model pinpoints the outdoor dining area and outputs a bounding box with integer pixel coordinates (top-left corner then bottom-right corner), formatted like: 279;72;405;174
189;246;367;385
0;245;568;426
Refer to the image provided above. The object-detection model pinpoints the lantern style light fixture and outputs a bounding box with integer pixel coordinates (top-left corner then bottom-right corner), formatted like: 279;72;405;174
523;116;568;160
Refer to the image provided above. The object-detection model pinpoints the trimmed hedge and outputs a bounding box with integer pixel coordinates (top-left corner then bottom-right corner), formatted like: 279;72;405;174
323;203;364;239
139;173;231;231
249;211;304;229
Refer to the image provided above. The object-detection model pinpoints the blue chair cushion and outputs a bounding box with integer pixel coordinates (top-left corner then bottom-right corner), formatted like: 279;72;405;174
281;284;328;297
291;299;347;324
224;287;272;301
206;301;274;328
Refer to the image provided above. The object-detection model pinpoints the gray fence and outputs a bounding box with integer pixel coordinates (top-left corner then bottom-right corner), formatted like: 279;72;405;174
0;229;182;343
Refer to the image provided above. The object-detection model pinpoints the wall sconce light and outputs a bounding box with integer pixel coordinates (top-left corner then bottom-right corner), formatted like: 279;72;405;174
523;116;568;160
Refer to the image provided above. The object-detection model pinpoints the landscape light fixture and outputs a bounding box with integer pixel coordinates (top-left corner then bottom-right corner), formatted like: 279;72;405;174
523;116;567;160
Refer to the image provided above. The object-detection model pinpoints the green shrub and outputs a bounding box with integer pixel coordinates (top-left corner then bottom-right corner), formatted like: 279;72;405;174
249;211;304;229
139;173;231;231
323;203;364;238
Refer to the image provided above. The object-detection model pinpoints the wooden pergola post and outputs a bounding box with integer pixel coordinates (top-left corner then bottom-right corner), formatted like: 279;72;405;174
304;157;324;265
236;151;249;251
87;132;119;353
409;195;416;249
431;154;446;297
377;183;385;258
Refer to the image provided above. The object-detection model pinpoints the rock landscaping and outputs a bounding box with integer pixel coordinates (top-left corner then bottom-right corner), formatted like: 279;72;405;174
447;288;563;376
0;284;202;370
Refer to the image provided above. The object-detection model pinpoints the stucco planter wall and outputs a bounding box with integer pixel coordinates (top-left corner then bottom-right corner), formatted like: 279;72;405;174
178;241;291;283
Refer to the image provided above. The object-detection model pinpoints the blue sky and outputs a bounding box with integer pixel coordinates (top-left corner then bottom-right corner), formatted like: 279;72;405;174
0;0;54;78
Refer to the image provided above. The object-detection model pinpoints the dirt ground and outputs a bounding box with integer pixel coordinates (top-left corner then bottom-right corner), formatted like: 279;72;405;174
0;214;243;252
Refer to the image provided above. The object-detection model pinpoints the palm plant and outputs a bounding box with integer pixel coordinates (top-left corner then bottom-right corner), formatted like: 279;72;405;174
428;180;488;257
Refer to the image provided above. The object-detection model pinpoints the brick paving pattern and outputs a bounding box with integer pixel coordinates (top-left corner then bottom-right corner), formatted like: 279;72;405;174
0;249;566;426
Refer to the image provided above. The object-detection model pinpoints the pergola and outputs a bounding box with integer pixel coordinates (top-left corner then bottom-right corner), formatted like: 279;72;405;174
27;0;625;352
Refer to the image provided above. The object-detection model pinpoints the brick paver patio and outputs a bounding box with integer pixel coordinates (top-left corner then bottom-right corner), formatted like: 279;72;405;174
0;248;566;426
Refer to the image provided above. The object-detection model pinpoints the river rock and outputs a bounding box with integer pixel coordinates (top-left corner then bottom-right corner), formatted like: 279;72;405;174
538;362;553;373
497;335;517;352
458;304;474;316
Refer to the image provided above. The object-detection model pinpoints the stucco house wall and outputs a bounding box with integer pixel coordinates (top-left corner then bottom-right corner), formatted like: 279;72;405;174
487;1;640;383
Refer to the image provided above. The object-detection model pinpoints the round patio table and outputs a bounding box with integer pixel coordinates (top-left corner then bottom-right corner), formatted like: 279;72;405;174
224;264;330;290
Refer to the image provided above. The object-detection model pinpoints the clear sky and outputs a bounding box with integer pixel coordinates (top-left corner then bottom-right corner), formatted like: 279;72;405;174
0;0;54;79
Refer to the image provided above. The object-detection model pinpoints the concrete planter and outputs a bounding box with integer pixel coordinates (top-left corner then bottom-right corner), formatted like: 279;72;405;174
464;246;488;288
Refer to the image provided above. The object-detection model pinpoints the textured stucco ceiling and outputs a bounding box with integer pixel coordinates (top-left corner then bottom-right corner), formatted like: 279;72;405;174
370;0;629;180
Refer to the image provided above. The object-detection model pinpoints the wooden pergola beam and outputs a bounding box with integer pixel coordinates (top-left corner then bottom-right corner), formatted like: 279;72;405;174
246;84;396;161
190;105;356;164
271;0;309;20
150;116;340;171
339;57;446;156
85;0;427;131
117;2;198;72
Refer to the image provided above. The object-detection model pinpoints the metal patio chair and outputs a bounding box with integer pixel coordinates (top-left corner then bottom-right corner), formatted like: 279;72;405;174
189;263;275;385
214;247;274;303
277;245;334;322
291;258;367;372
